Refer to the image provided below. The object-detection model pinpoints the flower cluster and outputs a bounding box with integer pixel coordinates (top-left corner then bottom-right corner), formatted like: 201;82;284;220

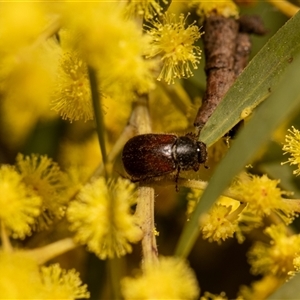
0;251;89;299
15;153;69;230
121;256;200;299
230;173;295;223
0;153;68;238
188;187;245;243
67;177;142;259
2;1;300;299
248;224;300;277
0;2;203;133
51;50;92;122
188;173;296;244
59;3;156;106
201;203;239;244
0;165;41;239
146;13;203;84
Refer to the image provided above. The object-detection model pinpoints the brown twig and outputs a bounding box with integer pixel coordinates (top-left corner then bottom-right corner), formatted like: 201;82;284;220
194;14;266;134
194;15;239;133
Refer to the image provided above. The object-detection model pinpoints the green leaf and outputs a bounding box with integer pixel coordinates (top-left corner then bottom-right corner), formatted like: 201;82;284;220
267;273;300;299
175;50;300;258
200;10;300;147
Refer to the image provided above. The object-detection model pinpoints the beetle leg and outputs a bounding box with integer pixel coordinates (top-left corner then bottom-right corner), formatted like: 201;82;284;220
175;167;181;192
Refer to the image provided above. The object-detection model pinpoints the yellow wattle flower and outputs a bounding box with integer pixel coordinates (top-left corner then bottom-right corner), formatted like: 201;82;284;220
16;153;69;230
248;224;300;277
146;13;203;84
0;165;41;239
282;126;300;175
121;256;200;299
67;177;142;259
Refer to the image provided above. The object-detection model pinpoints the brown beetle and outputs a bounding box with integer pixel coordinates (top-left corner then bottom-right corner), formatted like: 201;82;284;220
122;133;207;182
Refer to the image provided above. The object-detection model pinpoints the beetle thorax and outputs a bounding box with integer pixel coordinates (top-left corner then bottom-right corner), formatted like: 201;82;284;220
172;136;200;171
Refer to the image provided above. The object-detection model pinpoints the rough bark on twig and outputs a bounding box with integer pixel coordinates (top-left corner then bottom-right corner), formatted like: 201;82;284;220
194;14;266;134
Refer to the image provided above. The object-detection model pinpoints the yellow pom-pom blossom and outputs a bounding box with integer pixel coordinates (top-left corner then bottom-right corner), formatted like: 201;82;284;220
125;0;168;21
146;13;203;84
201;203;239;244
0;165;41;239
67;177;142;259
188;189;242;243
0;251;43;298
40;263;90;299
0;252;90;299
15;153;69;230
60;3;156;99
248;224;300;277
51;50;92;122
282;126;300;176
51;3;156;125
121;256;200;299
230;174;294;222
190;0;239;19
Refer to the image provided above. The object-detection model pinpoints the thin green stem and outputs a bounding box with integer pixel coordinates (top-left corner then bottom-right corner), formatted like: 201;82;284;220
88;66;108;179
107;258;124;300
91;116;136;180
